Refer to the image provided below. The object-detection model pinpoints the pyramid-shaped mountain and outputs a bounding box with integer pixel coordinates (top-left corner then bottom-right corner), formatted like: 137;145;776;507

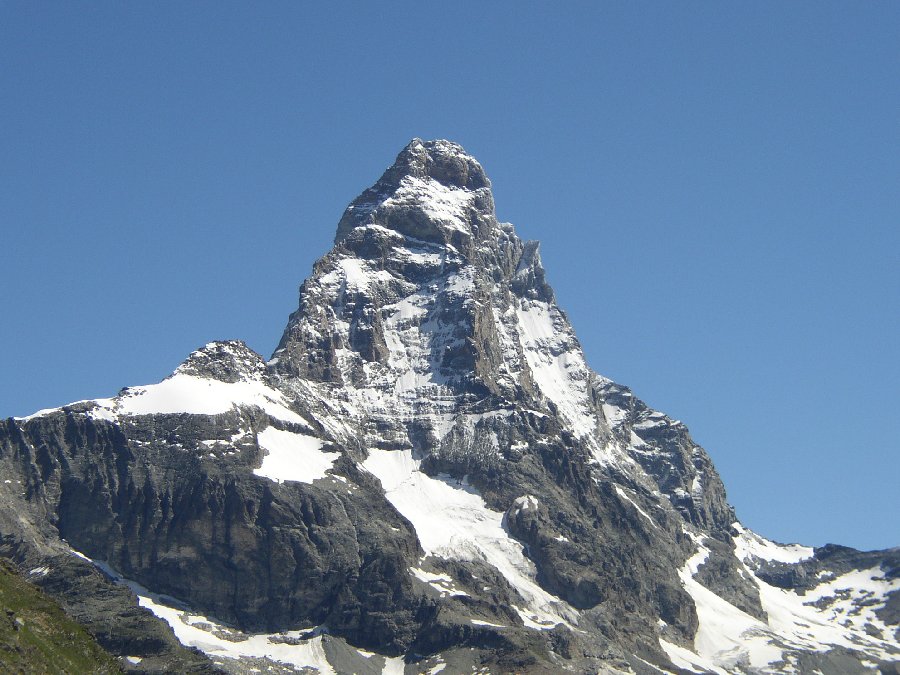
1;140;897;674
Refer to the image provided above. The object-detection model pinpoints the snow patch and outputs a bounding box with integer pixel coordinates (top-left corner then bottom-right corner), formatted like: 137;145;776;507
512;495;539;514
382;176;475;234
732;523;814;564
515;300;597;439
664;532;899;671
381;656;406;675
15;406;63;421
676;541;784;671
659;639;707;673
601;403;627;428
410;568;469;597
756;565;900;658
87;403;119;423
337;258;394;292
361;449;575;629
253;428;340;484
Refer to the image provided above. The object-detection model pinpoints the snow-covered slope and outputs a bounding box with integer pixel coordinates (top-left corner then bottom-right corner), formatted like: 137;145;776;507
662;528;898;673
2;139;897;674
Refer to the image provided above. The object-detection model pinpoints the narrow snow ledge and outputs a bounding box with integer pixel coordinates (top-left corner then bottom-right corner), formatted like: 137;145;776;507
67;550;395;674
253;427;340;484
614;486;657;529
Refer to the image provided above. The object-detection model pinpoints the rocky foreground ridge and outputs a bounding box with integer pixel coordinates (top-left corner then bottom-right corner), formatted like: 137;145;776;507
1;140;897;674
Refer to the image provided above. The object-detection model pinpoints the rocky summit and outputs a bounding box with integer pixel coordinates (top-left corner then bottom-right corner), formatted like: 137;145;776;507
1;139;897;674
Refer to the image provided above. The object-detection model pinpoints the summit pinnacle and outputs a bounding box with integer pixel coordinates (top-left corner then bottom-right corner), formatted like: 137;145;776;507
334;138;496;247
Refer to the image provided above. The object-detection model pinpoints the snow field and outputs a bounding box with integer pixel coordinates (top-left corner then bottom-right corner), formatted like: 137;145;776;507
90;373;308;425
253;427;340;484
661;530;899;673
361;448;576;629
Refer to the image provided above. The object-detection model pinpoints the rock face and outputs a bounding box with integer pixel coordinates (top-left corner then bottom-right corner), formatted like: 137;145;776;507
1;139;898;674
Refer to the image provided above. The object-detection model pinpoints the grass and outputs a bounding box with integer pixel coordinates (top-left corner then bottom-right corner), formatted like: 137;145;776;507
0;558;120;674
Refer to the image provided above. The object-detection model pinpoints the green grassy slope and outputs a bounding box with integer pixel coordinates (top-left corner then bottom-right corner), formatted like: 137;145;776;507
0;559;120;674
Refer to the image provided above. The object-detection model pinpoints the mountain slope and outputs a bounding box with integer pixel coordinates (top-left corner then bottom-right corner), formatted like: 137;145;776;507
1;140;897;674
0;558;121;674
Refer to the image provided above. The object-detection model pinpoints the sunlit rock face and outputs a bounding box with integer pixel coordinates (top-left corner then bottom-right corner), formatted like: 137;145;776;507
1;140;897;674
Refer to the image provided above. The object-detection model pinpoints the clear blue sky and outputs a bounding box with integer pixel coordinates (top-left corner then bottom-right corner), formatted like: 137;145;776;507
1;2;897;551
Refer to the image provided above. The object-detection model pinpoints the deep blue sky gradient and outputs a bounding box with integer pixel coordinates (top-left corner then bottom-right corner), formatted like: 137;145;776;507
1;2;897;550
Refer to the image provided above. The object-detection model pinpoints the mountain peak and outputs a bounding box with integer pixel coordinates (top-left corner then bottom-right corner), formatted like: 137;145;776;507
6;141;899;675
389;138;490;191
334;139;494;245
174;340;266;383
